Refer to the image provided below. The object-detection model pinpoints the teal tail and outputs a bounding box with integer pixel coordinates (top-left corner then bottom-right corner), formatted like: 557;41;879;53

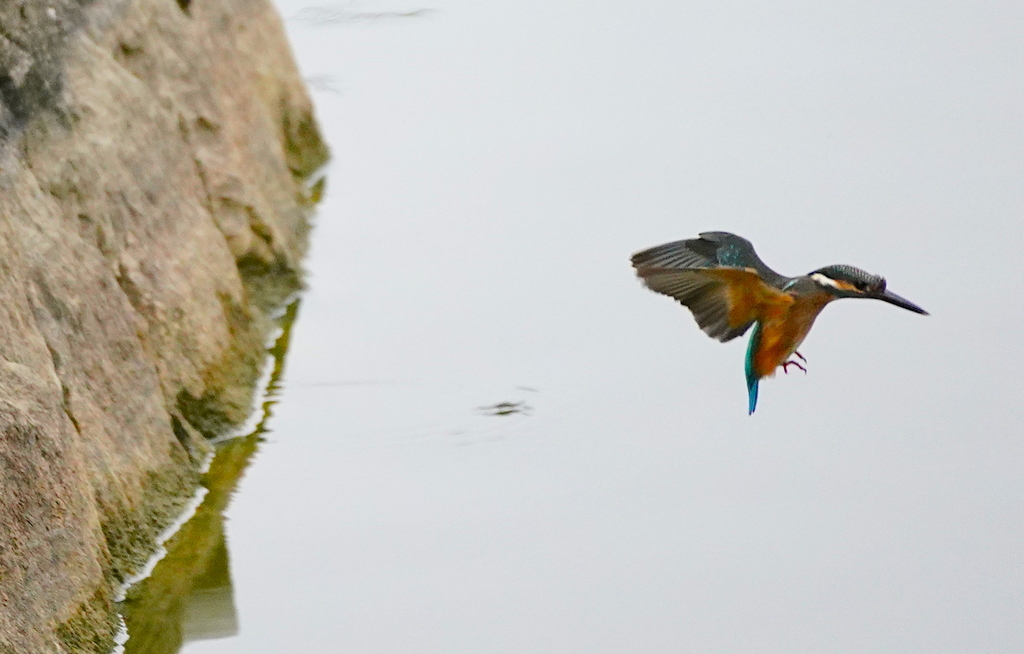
744;323;762;415
747;378;759;415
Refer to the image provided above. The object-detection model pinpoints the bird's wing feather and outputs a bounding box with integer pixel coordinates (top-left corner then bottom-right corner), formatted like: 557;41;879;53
631;232;789;289
635;266;793;342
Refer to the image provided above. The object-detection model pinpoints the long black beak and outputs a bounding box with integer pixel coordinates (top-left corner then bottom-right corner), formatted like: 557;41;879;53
873;289;929;315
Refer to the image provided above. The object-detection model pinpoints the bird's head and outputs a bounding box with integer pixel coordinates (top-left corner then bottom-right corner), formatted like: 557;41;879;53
810;265;929;315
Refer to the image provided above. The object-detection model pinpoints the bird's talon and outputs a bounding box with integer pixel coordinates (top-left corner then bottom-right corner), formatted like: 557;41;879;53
782;360;807;375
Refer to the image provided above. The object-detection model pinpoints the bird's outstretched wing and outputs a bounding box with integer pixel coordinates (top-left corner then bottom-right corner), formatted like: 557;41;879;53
631;233;793;342
631;232;789;289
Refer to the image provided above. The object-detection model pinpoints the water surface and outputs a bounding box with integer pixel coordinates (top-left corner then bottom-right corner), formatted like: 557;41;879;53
136;0;1024;651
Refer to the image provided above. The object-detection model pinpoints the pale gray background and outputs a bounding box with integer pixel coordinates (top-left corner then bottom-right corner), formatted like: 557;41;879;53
186;0;1023;652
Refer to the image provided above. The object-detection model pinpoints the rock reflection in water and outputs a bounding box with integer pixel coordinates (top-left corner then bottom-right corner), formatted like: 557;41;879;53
180;540;236;642
118;299;300;654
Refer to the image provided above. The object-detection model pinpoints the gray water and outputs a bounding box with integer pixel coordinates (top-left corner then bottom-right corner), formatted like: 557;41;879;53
179;1;1023;651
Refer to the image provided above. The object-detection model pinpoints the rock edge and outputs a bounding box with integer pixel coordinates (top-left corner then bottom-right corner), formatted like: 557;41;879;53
0;0;328;651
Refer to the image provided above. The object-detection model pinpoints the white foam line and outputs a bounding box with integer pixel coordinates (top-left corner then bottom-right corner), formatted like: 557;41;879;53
107;481;211;652
210;299;299;444
211;348;278;444
268;291;303;321
197;447;215;475
212;293;301;443
108;615;129;654
113;484;210;602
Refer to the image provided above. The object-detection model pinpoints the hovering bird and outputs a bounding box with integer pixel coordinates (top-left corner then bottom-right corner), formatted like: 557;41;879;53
631;231;928;414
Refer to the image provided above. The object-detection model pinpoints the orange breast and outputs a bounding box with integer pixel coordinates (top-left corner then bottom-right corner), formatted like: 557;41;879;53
752;294;832;379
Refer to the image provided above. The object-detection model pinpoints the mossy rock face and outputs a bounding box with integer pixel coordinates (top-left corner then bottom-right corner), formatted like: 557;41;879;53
0;0;327;651
55;588;119;654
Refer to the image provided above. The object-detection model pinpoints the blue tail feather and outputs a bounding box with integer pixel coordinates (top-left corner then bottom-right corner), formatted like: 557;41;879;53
747;378;759;415
745;323;762;415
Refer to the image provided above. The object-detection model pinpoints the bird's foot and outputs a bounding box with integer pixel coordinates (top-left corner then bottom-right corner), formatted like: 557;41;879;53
782;360;807;375
794;351;806;362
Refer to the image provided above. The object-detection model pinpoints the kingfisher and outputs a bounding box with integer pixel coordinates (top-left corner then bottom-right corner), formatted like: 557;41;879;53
631;231;928;414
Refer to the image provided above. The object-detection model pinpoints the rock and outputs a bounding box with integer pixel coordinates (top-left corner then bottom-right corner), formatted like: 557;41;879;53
0;0;327;651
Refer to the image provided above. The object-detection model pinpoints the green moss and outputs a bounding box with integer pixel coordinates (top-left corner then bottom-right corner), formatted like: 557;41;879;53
175;291;271;439
282;101;330;180
56;587;119;654
237;254;305;315
99;444;200;584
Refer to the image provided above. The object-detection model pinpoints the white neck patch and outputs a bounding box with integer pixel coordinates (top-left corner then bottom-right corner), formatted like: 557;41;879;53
810;273;841;288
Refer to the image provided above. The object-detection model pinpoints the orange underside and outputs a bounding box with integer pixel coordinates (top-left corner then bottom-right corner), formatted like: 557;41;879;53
753;295;833;378
705;268;832;379
753;322;803;378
